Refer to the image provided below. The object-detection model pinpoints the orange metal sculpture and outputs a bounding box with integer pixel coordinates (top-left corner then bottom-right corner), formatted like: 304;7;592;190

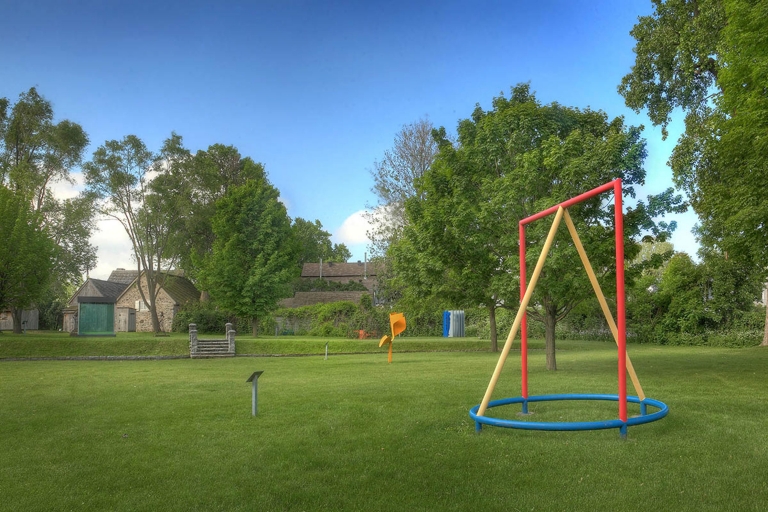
379;313;406;363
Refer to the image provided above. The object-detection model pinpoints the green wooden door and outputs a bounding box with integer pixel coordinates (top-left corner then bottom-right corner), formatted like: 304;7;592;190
79;303;114;335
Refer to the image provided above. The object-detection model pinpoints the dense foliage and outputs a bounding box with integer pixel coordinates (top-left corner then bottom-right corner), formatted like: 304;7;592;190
171;301;233;334
272;296;389;338
199;175;296;337
621;0;768;345
292;218;351;267
0;187;55;328
393;84;684;368
0;88;96;332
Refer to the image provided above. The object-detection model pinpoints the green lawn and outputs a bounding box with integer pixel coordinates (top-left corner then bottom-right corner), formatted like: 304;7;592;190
1;341;767;510
0;331;503;358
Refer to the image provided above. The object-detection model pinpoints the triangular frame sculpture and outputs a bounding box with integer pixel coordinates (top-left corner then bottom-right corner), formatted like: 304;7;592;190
475;179;655;437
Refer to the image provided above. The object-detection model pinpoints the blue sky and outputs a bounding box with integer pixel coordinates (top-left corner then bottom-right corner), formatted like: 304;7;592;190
2;0;695;279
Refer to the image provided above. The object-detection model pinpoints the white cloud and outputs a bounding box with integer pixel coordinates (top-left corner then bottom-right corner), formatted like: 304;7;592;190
89;218;134;280
48;171;85;201
44;172;133;280
333;210;372;245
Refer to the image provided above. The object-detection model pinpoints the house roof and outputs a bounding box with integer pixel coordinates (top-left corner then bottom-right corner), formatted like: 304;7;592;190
89;279;130;301
107;269;140;284
67;278;130;306
115;271;200;306
160;275;200;305
301;261;381;279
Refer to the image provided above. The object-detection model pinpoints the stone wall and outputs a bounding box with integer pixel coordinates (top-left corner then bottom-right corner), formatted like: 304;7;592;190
278;291;367;308
313;276;376;292
189;323;235;357
116;281;177;332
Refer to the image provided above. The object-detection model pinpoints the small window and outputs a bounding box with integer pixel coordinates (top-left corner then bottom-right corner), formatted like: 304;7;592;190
134;300;149;312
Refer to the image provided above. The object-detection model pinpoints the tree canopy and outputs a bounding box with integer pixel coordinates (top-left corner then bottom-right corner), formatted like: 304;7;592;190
293;218;350;267
620;0;768;345
153;141;270;281
84;134;185;333
0;187;55;332
394;84;684;367
0;87;96;285
366;117;438;258
199;173;296;336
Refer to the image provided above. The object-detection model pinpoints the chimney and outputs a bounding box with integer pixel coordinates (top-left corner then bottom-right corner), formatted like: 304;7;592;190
319;258;322;280
364;252;367;280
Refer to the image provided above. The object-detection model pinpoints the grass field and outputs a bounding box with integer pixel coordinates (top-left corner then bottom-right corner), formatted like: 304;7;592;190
1;338;767;510
0;331;499;359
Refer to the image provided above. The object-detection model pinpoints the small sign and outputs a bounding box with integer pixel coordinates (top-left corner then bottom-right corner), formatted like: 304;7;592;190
246;371;264;383
246;371;264;416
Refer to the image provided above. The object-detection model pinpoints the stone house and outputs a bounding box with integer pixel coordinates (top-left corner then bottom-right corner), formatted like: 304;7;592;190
63;277;132;335
63;269;199;334
115;272;200;332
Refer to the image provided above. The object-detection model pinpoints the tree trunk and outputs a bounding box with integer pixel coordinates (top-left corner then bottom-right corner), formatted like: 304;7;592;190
762;303;768;347
149;305;162;333
140;268;162;334
488;306;498;352
251;317;259;338
544;305;557;370
12;308;23;334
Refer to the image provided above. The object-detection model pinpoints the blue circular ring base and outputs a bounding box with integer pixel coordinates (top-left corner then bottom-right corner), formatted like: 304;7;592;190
469;394;668;431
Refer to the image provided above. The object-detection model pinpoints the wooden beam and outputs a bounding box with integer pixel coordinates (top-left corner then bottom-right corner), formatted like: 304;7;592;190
563;210;645;400
477;207;565;416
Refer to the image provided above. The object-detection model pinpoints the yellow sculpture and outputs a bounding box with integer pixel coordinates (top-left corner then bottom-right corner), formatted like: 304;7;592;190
379;312;406;363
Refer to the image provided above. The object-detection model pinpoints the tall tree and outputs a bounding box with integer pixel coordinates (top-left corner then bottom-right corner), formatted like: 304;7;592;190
398;84;683;367
84;135;184;333
0;187;55;333
292;217;350;267
620;0;768;345
366;117;438;257
0;87;96;328
160;143;267;281
618;0;725;137
200;174;296;337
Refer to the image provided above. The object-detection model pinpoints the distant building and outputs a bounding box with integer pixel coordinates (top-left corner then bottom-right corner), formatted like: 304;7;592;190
115;272;199;332
0;308;39;331
299;261;380;292
279;260;382;308
63;268;199;334
63;276;132;335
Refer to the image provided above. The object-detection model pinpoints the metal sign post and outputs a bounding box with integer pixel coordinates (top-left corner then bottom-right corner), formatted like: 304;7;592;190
246;371;264;416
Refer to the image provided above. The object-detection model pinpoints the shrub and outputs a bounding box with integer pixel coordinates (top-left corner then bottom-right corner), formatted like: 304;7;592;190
292;278;369;293
172;302;232;334
272;301;361;337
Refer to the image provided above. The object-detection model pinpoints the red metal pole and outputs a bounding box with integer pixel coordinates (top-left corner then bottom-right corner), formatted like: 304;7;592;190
521;180;619;226
519;222;528;401
513;178;627;426
614;179;627;423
